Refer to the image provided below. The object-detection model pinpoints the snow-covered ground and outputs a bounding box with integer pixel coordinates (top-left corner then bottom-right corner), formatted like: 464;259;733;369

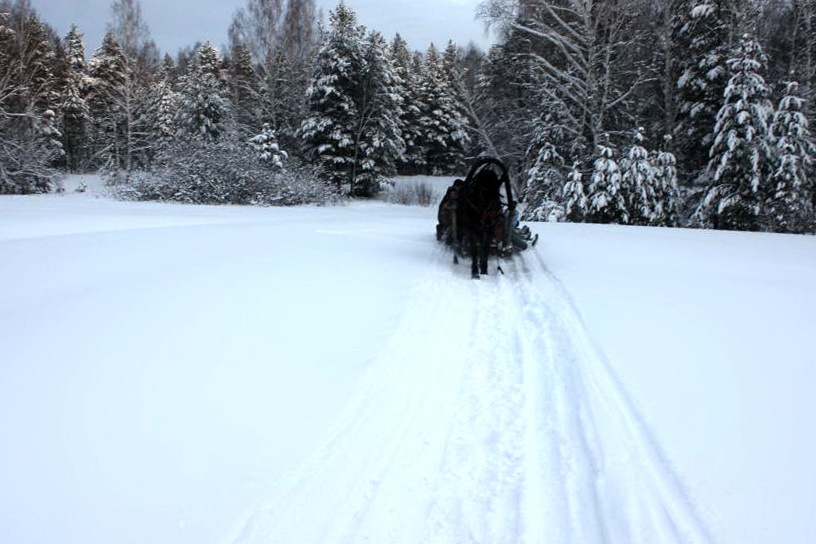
1;175;814;544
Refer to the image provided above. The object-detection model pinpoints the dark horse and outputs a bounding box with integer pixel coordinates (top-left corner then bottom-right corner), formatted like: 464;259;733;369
450;158;515;279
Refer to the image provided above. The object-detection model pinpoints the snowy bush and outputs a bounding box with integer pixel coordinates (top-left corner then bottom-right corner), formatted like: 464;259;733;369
249;124;288;169
386;181;435;206
587;143;629;224
114;140;339;206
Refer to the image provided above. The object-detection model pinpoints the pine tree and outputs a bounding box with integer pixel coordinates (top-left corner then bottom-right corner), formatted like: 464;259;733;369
151;57;178;144
674;0;738;181
390;33;426;173
88;31;129;169
652;137;681;226
523;141;565;222
768;81;815;232
563;162;587;222
417;43;469;175
60;24;91;171
587;142;629;224
175;42;230;142
350;30;405;196
620;128;659;225
249;122;288;168
299;2;365;186
698;34;774;231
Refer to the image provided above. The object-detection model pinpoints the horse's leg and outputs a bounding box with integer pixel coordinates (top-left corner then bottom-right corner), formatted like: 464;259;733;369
479;230;490;275
469;231;479;279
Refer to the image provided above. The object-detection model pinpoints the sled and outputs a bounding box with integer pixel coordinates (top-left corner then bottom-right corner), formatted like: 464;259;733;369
436;158;537;275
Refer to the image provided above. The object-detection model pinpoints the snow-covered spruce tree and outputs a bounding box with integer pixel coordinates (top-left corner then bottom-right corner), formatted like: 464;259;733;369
768;81;815;232
698;34;774;231
523;141;566;222
620;127;659;225
440;39;471;173
652;137;681;227
300;2;365;188
150;56;178;144
300;5;403;196
60;24;91;172
674;0;738;181
587;142;629;224
175;42;230;142
390;33;426;174
88;31;129;170
417;43;469;175
249;122;288;168
562;162;587;222
350;30;405;196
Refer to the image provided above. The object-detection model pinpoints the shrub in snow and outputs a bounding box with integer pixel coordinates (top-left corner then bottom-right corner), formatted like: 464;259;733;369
652;140;681;227
563;162;587;222
249;124;288;168
114;139;339;206
386;181;435;207
587;143;629;224
620;128;658;226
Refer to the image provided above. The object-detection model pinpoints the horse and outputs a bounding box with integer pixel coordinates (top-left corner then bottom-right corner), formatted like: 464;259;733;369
451;158;515;279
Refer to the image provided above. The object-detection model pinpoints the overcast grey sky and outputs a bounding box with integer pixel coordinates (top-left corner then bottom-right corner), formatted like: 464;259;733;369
31;0;495;56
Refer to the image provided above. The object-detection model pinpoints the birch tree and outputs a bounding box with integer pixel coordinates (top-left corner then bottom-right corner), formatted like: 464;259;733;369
479;0;654;153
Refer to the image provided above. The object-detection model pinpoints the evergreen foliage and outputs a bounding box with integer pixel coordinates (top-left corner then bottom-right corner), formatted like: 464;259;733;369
300;3;365;187
587;143;629;224
249;122;288;168
60;25;91;171
523;141;565;222
698;34;774;231
300;4;404;196
0;0;813;226
652;139;681;226
416;43;469;175
0;7;62;193
768;81;815;232
620;128;659;225
88;31;129;169
151;58;178;144
563;162;587;222
674;0;737;179
174;42;230;142
390;34;426;173
350;30;404;196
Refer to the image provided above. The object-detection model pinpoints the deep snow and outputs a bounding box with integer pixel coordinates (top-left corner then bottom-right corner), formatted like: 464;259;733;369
0;175;814;544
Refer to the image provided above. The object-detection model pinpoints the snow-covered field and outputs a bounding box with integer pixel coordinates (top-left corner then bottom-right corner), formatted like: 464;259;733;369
1;175;814;544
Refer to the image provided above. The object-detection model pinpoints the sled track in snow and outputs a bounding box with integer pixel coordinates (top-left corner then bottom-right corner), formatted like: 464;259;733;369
227;247;714;544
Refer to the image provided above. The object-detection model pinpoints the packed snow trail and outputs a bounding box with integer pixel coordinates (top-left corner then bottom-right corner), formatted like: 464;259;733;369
227;247;713;544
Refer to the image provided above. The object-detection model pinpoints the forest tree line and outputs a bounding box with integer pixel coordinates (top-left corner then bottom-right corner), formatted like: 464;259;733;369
1;0;815;233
